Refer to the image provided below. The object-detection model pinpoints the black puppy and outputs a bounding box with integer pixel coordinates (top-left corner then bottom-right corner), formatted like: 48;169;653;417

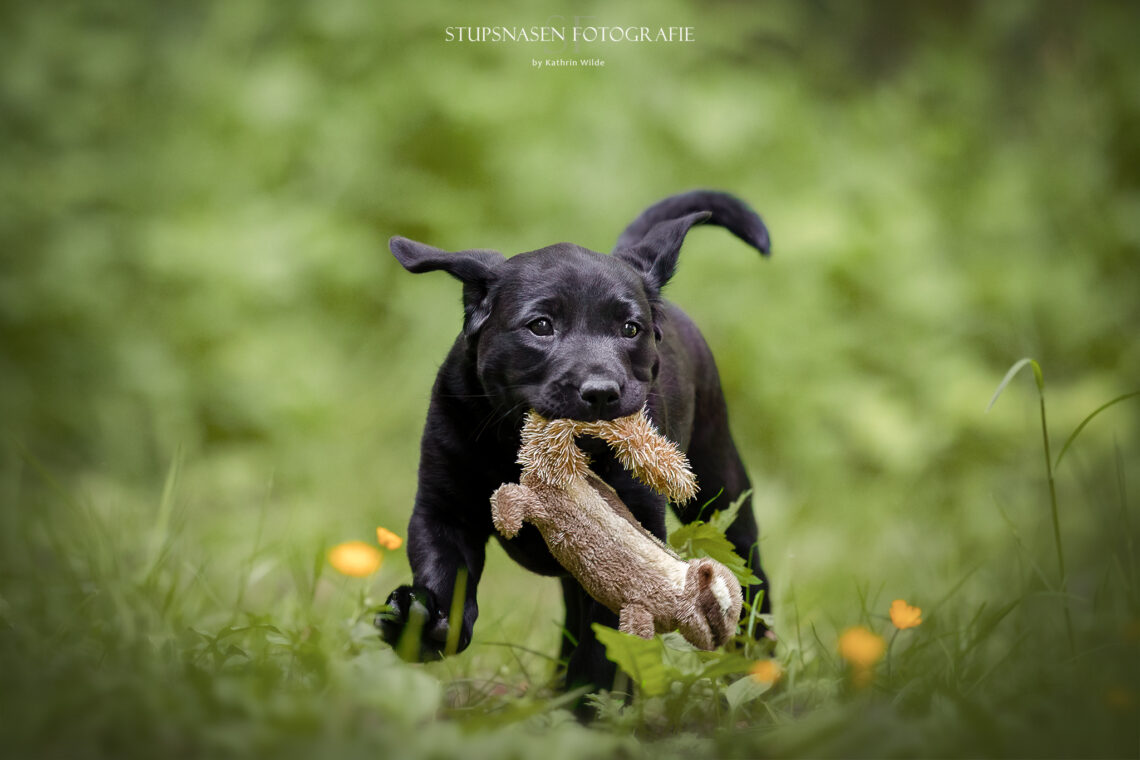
376;190;771;693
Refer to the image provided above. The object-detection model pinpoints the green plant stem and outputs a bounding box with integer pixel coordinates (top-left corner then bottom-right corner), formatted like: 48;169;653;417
886;628;899;682
445;566;468;656
989;358;1078;656
1038;387;1076;656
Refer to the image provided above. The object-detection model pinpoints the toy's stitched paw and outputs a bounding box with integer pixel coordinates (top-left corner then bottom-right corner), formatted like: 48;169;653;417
374;585;471;661
490;484;528;538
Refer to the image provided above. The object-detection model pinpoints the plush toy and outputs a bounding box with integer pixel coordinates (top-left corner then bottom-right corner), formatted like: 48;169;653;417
490;409;743;651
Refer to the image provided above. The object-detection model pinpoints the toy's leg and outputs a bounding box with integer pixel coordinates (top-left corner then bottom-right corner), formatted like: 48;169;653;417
619;604;655;639
489;484;538;538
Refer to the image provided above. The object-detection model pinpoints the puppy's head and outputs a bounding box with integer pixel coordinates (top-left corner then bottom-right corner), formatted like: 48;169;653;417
390;212;708;422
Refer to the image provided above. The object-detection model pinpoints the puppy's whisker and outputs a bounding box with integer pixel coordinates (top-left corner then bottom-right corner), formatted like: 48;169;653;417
489;400;530;441
474;399;528;442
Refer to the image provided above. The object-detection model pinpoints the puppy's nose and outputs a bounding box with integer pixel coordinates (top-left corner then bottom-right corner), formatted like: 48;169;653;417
580;379;621;414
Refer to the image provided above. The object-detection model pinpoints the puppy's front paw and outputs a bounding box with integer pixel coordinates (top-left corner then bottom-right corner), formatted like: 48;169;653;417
374;585;471;661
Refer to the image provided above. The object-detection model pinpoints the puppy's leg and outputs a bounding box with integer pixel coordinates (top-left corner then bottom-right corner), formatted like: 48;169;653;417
558;576;585;674
376;386;507;661
377;494;489;661
565;595;620;717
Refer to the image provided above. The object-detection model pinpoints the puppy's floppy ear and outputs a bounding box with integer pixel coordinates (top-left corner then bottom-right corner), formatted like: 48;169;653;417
389;236;505;337
613;211;711;294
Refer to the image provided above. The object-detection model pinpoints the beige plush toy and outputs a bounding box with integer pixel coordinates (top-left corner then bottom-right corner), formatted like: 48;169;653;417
490;409;743;650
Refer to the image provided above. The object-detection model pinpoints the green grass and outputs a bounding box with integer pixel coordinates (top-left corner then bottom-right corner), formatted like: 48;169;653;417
2;370;1137;758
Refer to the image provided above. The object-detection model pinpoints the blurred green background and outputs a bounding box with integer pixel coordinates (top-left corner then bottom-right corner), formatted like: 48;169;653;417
2;0;1139;757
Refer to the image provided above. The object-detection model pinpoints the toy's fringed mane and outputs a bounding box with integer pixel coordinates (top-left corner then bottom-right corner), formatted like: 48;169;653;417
516;408;698;504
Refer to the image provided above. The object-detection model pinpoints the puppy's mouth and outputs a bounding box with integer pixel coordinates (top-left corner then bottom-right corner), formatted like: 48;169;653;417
555;408;621;423
527;392;646;424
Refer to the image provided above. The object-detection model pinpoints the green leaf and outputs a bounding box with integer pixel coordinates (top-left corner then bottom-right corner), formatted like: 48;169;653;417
708;489;753;534
660;639;704;677
697;653;756;680
669;522;761;587
986;357;1043;413
592;624;671;697
658;635;755;680
724;673;776;711
1054;390;1140;469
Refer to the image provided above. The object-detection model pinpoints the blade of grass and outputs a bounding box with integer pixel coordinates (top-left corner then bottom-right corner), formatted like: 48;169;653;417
987;358;1075;654
961;598;1020;658
148;445;182;573
1111;439;1136;595
926;561;982;619
809;622;836;673
985;357;1040;413
445;566;468;656
455;685;592;730
745;588;764;641
963;629;1031;695
232;473;273;617
479;641;563;663
994;500;1053;590
310;543;326;607
1053;391;1140;470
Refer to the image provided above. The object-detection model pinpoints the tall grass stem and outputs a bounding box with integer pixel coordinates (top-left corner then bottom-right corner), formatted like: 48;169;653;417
988;358;1076;655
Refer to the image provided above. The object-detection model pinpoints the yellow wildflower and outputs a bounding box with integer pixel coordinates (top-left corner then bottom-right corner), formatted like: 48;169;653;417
376;526;404;550
838;626;885;687
328;541;383;577
889;599;923;630
838;626;886;668
750;660;782;684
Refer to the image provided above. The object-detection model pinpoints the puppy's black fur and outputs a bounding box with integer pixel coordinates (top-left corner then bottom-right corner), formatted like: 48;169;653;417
376;190;771;694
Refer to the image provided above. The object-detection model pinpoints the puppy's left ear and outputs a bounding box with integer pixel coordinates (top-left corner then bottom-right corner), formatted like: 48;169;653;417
389;236;505;337
613;211;711;294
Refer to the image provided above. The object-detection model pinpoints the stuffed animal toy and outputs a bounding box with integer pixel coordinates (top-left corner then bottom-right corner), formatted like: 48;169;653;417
490;409;743;651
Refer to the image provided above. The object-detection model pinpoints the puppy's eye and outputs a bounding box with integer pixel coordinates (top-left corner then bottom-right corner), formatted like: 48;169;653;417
621;321;641;338
528;318;553;336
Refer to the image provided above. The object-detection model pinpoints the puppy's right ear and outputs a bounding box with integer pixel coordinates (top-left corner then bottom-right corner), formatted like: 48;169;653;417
613;211;711;296
389;236;505;338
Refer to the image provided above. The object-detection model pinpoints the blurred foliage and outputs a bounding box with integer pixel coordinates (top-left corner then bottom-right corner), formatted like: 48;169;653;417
2;0;1139;757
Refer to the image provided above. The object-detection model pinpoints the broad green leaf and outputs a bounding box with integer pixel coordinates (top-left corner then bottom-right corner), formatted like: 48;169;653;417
708;489;753;534
669;522;762;587
660;640;705;677
724;673;776;711
697;653;756;680
592;624;671;697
